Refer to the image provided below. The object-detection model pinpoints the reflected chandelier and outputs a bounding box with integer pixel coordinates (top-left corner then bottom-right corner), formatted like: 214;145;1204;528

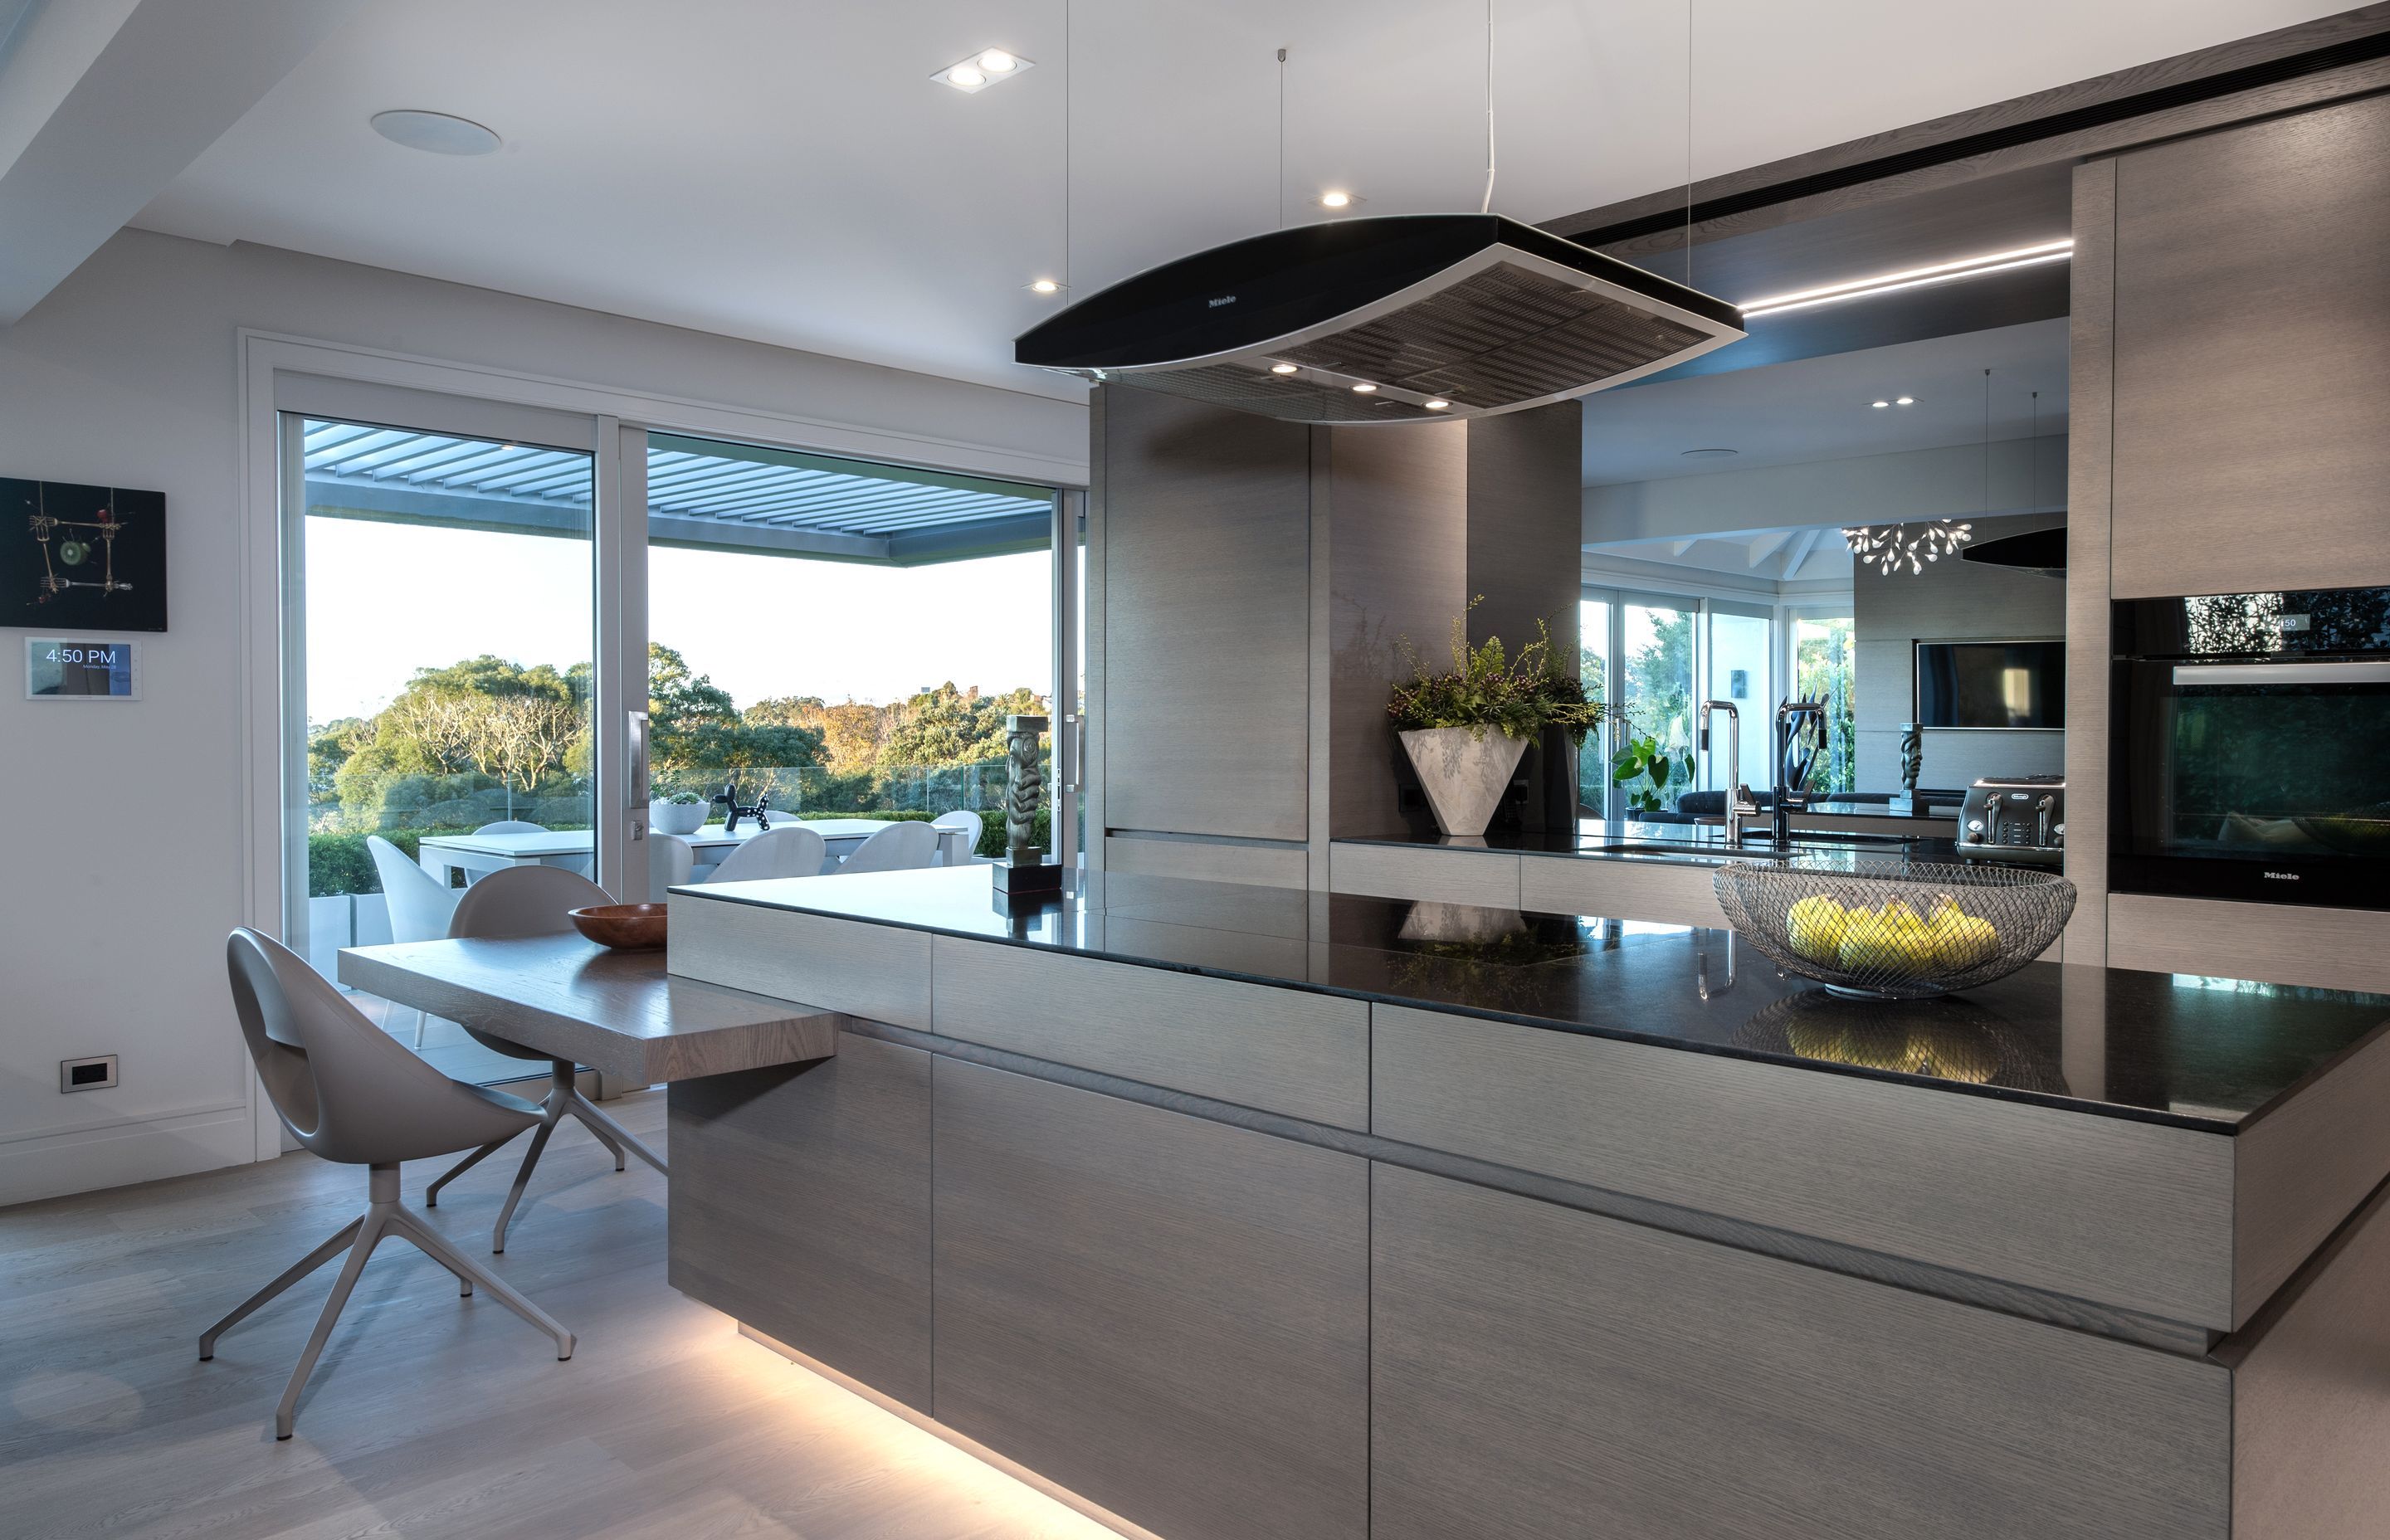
1845;366;1997;577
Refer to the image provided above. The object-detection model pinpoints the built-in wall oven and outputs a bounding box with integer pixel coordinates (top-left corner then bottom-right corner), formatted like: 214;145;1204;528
2112;586;2390;910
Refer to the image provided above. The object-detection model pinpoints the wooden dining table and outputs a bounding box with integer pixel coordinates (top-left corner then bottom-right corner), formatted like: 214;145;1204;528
337;933;841;1085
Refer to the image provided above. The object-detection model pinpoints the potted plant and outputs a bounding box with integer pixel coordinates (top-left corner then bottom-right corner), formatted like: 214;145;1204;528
1388;601;1605;838
1610;733;1680;814
650;790;708;836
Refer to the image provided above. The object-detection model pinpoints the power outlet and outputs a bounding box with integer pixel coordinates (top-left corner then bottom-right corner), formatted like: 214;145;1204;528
60;1055;118;1093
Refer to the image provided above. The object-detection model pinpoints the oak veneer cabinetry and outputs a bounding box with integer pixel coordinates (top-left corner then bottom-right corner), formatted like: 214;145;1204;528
1518;850;1728;928
2108;92;2390;598
932;935;1368;1128
1373;1001;2236;1328
1372;1163;2229;1540
666;1033;934;1410
1327;841;1519;907
932;1059;1369;1540
1098;387;1312;842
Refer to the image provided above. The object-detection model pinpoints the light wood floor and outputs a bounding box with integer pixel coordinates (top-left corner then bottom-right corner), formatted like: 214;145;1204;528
1;1093;1116;1540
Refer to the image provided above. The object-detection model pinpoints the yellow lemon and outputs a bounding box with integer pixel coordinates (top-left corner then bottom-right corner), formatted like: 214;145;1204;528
1787;894;1846;962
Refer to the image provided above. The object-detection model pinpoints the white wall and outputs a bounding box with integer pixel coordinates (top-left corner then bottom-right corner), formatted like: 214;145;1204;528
0;228;1085;1205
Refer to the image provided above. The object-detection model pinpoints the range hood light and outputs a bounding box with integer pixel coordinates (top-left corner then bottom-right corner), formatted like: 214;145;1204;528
1351;383;1378;393
1424;399;1451;410
1271;362;1300;374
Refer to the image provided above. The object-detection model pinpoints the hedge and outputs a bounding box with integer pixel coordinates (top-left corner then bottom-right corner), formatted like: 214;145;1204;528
308;829;422;897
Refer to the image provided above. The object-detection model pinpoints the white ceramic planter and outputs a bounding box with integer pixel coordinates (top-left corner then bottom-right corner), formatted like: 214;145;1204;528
650;799;708;836
1399;726;1530;838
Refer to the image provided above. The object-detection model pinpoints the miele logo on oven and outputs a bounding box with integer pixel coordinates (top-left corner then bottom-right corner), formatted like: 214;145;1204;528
2263;870;2303;881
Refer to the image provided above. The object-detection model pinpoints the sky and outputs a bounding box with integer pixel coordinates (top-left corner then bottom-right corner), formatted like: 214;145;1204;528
303;518;1056;724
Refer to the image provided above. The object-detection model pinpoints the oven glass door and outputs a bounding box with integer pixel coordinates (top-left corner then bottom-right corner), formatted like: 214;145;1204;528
2112;658;2390;909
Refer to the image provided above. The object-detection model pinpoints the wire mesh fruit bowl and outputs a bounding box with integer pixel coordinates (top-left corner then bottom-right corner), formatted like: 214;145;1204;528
1713;858;2076;1000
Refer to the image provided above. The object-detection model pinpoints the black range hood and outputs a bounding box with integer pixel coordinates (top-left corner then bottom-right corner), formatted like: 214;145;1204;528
1015;214;1744;425
1961;524;2068;577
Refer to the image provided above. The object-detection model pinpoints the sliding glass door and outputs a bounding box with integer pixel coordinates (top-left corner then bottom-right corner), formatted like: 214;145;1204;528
632;432;1061;899
1582;587;1798;821
279;412;596;1082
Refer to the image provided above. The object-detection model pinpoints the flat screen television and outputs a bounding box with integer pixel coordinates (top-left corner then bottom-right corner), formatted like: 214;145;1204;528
1914;640;2066;729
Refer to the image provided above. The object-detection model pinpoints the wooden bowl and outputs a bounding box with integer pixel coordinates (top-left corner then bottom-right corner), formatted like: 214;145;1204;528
568;903;669;952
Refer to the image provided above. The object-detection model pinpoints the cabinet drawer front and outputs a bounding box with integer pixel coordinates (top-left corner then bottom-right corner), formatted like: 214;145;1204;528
670;897;930;1028
1373;1002;2234;1326
934;938;1368;1128
1373;1164;2228;1540
1520;853;1727;926
934;1060;1369;1540
1104;834;1308;888
1329;842;1519;907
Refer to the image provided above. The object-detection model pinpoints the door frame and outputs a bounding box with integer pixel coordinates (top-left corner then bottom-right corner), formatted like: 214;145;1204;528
240;329;1083;1158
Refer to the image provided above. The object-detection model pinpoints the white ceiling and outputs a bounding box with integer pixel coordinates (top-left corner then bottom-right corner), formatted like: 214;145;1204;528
129;0;2345;395
1583;317;2071;485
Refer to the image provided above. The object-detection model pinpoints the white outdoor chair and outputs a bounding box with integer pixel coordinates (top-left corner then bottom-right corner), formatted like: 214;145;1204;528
931;810;984;865
835;820;939;874
366;836;461;1049
423;866;667;1253
648;833;695;904
705;825;827;884
472;820;548;835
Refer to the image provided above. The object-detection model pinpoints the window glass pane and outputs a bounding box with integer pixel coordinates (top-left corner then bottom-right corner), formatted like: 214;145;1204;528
1622;599;1698;812
283;416;594;1084
1578;597;1610;817
641;434;1055;884
1706;608;1772;792
1793;613;1858;795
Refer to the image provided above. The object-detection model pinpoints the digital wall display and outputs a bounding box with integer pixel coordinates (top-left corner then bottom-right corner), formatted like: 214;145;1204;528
2;478;168;631
26;637;140;699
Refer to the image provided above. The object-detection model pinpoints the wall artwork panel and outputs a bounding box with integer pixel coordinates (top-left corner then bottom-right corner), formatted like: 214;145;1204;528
2;478;168;631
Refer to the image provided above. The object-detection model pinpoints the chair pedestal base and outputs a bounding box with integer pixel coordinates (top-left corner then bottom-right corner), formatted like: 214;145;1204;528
198;1162;574;1440
423;1060;668;1252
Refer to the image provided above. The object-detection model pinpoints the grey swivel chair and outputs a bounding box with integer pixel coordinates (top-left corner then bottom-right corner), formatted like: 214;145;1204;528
204;928;573;1440
422;865;668;1252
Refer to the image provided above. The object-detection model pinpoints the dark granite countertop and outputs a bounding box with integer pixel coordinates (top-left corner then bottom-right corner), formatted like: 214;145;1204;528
677;866;2389;1134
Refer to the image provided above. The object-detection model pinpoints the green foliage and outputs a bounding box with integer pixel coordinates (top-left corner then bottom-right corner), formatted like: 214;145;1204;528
308;829;420;898
1609;734;1679;813
662;790;705;806
1622;607;1696;804
1793;616;1858;796
647;644;825;782
1387;600;1605;746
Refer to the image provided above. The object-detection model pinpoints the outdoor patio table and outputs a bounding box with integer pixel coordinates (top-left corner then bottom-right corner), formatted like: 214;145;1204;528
415;818;967;885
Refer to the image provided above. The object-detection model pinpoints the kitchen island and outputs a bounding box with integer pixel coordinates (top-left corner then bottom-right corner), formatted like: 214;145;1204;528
664;865;2390;1540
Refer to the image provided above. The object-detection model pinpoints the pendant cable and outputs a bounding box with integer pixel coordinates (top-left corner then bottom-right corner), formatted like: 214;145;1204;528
1278;46;1288;228
1480;0;1497;213
1684;0;1695;284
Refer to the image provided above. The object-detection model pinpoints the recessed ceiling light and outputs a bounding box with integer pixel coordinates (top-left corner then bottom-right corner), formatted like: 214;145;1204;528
1872;400;1890;409
1740;239;2073;318
935;50;1035;92
1351;383;1378;393
1680;447;1738;459
1028;279;1062;295
1271;363;1300;375
369;110;501;156
1320;191;1354;209
1424;399;1452;410
1896;396;1915;405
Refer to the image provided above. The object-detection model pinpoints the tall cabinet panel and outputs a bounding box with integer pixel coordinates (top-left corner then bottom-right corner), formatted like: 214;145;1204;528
1097;387;1312;843
932;1059;1369;1540
2110;92;2390;598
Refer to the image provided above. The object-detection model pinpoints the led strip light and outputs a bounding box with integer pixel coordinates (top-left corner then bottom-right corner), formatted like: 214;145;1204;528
1740;240;2074;319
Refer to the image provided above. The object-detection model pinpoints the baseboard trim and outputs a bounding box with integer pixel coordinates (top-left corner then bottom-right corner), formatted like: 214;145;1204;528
0;1103;259;1209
